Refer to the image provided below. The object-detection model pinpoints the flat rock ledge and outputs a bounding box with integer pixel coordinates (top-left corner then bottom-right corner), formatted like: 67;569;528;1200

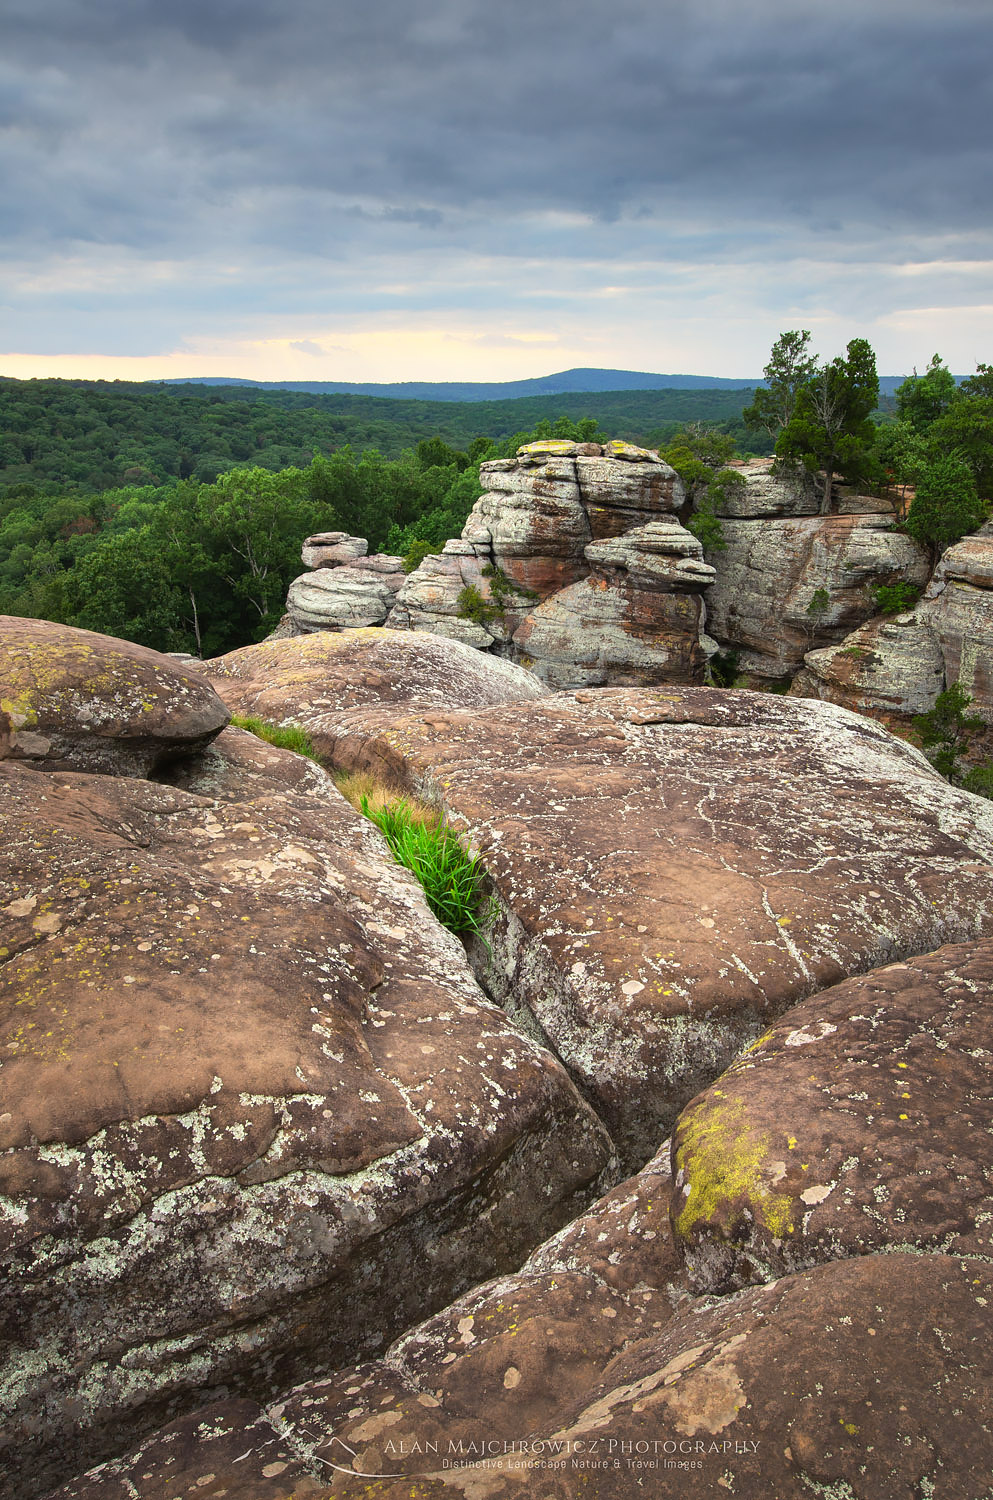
328;686;993;1169
51;942;993;1499
1;729;612;1499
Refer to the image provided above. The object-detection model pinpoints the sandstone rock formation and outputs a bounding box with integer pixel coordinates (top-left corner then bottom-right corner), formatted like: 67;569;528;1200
387;442;719;687
12;606;993;1499
709;456;822;517
285;533;405;632
200;627;547;759
513;521;717;688
1;674;611;1496
54;933;993;1497
328;686;993;1169
703;512;931;681
794;520;993;727
0;616;228;775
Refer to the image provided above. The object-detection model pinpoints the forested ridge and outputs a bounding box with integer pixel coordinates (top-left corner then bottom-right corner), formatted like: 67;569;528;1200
1;342;990;663
0;377;758;493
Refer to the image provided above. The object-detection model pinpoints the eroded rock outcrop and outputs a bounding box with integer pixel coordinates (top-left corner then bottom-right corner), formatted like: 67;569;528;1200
387;443;718;687
514;521;717;688
328;686;993;1169
1;723;612;1497
794;521;993;727
285;533;406;632
703;512;931;681
0;616;228;775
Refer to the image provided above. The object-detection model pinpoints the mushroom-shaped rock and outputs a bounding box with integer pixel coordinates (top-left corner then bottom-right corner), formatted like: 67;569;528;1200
0;615;228;776
299;530;368;568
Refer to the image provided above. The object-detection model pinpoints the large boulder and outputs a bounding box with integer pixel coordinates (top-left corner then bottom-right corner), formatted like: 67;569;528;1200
791;610;946;721
200;627;547;757
285;564;403;630
793;521;993;728
0;616;228;776
0;732;612;1497
673;939;993;1291
513;521;716;689
703;514;931;681
329;687;993;1169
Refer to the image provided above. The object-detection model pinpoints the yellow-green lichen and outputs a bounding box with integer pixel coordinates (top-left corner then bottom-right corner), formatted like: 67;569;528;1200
674;1097;795;1241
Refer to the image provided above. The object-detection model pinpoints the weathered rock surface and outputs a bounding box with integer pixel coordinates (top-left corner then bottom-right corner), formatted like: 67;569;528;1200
0;616;228;776
42;926;993;1499
386;443;688;657
794;521;993;727
330;687;993;1168
1;732;612;1497
921;521;993;720
513;522;716;689
46;1140;687;1498
673;939;993;1291
300;532;369;568
45;1400;325;1500
710;458;822;518
67;1246;993;1497
347;1254;991;1500
286;564;404;631
386;540;519;650
792;610;946;720
704;513;931;680
200;627;547;758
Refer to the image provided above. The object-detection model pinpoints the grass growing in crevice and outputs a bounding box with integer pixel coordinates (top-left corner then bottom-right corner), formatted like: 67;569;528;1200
335;771;489;936
229;714;320;761
363;797;488;936
334;769;438;826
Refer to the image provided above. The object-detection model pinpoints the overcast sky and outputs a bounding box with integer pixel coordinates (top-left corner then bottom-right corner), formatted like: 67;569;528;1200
2;0;991;382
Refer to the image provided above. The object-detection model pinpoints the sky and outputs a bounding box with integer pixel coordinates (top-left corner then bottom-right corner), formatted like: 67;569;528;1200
2;0;992;384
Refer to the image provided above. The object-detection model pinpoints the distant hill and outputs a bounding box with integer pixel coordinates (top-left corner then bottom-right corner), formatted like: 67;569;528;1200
164;365;916;400
165;367;758;400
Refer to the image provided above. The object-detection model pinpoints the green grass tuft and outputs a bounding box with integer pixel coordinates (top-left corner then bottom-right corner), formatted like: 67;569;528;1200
230;714;320;761
360;793;488;935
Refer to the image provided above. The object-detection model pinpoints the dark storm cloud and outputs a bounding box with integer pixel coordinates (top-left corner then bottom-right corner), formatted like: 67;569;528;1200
2;0;990;367
3;0;991;254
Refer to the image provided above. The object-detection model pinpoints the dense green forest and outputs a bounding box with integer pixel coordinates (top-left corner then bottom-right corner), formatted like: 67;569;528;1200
0;377;759;494
1;345;989;661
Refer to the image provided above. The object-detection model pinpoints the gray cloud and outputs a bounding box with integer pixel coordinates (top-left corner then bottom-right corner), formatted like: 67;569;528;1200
2;0;991;367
